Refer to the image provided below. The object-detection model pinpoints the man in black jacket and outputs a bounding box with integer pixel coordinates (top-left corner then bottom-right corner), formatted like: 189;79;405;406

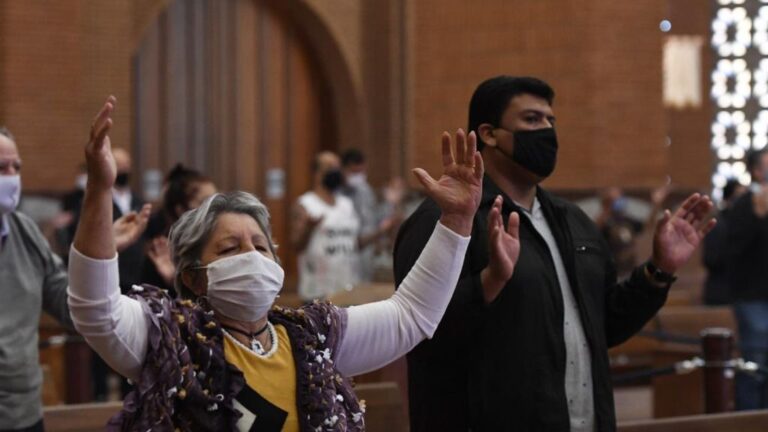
727;149;768;409
393;76;716;431
702;179;745;306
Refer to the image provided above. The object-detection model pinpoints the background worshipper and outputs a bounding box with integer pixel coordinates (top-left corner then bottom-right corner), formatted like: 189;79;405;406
594;184;671;277
140;164;217;294
394;76;716;432
702;178;746;306
725;148;768;410
341;149;405;283
0;126;146;432
67;96;518;431
292;151;394;301
340;148;378;283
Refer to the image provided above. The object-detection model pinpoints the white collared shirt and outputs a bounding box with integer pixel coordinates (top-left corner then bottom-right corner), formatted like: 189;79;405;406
516;197;595;432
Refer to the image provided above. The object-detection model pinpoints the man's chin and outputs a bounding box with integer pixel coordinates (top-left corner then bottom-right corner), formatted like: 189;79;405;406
511;164;549;186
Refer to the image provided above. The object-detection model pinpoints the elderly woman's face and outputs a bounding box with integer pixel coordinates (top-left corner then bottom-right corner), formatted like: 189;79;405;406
200;212;275;267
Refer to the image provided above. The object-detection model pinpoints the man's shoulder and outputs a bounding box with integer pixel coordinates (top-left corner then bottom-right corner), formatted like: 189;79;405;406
540;190;586;215
5;212;52;262
8;211;44;236
297;191;320;208
731;189;754;211
404;197;442;225
539;190;600;233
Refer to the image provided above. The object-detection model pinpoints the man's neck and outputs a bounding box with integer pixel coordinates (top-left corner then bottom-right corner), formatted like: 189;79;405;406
485;155;537;211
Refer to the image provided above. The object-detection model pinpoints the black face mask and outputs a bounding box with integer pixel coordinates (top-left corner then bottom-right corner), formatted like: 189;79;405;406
115;172;131;187
322;169;344;191
496;128;558;178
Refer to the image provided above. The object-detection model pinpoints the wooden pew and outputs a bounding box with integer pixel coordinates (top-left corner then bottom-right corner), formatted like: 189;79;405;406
43;382;405;432
618;409;768;432
328;284;410;417
275;282;396;309
39;313;95;404
43;402;122;432
609;305;737;373
610;306;738;418
328;283;395;306
356;382;407;432
39;314;67;405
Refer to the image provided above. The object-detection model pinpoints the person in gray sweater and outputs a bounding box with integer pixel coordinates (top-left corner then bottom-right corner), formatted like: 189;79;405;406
0;127;148;431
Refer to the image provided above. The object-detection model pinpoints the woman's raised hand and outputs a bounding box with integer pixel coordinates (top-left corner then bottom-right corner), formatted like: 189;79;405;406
85;96;118;191
412;129;484;237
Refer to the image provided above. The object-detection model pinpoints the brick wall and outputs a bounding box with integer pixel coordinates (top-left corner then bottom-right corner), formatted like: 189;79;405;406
405;0;673;190
0;1;134;193
0;0;709;194
665;0;713;190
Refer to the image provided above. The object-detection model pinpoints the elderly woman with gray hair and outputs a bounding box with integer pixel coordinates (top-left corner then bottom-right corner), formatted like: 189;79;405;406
67;97;521;431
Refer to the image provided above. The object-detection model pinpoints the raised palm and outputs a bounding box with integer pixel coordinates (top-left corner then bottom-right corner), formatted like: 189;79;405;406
412;129;484;233
113;204;152;252
86;96;118;190
653;193;716;273
487;196;520;283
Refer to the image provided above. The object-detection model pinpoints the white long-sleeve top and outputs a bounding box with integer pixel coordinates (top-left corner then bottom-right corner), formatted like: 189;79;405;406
67;222;469;382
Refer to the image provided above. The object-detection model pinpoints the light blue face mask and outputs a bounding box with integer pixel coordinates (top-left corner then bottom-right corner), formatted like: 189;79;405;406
612;197;628;213
0;175;21;214
201;250;285;322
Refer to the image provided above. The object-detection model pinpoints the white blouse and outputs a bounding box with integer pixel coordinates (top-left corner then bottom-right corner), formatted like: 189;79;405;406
67;222;470;382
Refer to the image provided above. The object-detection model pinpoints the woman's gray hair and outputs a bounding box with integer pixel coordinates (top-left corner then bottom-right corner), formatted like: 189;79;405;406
168;191;277;298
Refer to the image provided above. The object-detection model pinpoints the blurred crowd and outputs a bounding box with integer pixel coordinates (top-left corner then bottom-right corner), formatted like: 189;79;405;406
9;134;418;404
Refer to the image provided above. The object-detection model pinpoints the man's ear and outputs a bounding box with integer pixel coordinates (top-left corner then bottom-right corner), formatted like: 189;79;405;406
477;124;498;148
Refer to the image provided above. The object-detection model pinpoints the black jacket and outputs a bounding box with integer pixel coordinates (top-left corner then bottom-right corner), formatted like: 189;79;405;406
726;191;768;302
702;208;732;305
393;176;669;432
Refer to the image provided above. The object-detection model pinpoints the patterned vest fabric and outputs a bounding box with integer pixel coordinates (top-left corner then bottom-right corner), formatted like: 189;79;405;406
106;285;365;431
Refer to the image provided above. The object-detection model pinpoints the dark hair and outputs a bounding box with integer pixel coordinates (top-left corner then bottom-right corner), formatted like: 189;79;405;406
341;149;365;167
747;149;768;176
467;76;555;150
163;164;212;221
723;178;742;202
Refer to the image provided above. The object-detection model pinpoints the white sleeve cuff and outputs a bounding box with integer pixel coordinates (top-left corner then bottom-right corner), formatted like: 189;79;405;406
67;246;120;302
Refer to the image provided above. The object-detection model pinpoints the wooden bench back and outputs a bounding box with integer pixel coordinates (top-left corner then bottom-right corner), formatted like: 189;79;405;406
618;409;768;432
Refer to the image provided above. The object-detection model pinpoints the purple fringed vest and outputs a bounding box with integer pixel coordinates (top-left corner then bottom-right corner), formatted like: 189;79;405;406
107;285;365;431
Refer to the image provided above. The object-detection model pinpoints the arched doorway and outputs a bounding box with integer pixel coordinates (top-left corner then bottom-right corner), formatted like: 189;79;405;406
133;0;337;291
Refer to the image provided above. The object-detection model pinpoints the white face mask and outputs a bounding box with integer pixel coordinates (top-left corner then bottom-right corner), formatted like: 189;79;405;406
0;175;21;214
346;173;367;187
204;250;284;322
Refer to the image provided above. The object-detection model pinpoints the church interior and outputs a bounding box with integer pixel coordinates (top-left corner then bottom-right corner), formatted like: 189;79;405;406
1;0;767;431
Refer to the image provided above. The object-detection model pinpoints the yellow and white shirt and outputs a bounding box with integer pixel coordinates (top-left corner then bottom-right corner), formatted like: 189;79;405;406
224;324;299;432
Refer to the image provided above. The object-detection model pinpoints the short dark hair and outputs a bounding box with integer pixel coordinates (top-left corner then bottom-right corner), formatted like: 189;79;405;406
468;76;555;150
163;164;212;221
341;149;365;167
747;149;768;176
